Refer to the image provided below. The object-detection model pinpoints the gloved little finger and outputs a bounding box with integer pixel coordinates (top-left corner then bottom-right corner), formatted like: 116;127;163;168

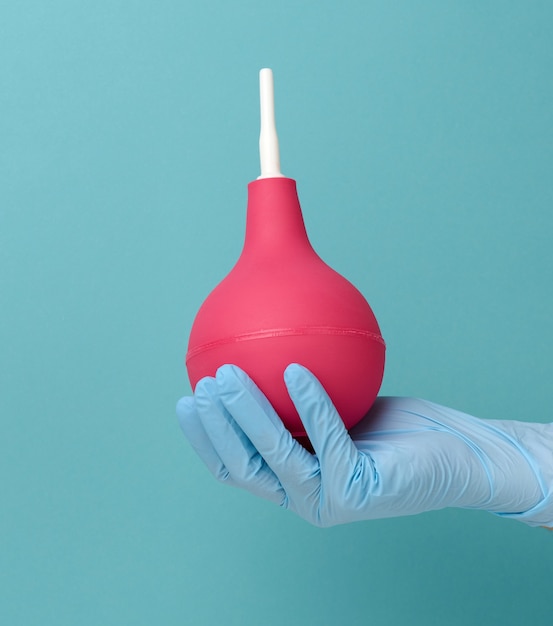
176;395;236;485
195;376;286;505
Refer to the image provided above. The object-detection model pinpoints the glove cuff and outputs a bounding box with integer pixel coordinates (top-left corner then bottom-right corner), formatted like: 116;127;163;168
493;494;553;527
490;421;553;528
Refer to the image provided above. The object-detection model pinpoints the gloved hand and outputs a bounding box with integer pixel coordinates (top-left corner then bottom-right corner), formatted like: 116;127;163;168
176;364;553;528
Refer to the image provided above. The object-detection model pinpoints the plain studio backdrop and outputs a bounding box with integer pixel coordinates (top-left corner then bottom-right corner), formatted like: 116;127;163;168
1;2;552;624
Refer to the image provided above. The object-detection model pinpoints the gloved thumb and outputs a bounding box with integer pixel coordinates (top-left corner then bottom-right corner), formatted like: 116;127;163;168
283;364;360;471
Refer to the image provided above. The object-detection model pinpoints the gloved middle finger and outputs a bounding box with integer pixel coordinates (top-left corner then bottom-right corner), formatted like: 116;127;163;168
195;376;286;504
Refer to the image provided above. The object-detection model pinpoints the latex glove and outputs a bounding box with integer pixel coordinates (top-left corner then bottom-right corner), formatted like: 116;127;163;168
176;364;553;528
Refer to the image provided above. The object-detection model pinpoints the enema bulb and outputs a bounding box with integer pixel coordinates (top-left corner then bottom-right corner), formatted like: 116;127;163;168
186;69;385;438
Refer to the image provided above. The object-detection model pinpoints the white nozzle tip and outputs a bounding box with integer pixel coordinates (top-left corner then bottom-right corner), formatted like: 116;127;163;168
258;67;284;179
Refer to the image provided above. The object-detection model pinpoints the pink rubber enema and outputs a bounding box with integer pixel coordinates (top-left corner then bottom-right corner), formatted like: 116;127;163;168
186;70;385;438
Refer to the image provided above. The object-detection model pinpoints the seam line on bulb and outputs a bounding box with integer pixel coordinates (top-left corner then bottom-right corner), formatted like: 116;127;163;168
186;326;386;362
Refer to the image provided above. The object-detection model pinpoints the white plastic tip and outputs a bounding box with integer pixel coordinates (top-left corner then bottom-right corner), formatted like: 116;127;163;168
258;68;284;179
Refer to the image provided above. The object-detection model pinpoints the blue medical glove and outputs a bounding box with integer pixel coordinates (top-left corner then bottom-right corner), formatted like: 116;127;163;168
176;364;553;528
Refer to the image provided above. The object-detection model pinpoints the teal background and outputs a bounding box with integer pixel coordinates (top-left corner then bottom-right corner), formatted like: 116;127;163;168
1;1;552;624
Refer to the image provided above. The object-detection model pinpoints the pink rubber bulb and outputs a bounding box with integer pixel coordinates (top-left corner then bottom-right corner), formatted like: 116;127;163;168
186;69;385;438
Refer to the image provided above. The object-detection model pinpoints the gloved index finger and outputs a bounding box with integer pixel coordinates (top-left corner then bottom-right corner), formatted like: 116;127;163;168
283;364;362;480
215;365;318;488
